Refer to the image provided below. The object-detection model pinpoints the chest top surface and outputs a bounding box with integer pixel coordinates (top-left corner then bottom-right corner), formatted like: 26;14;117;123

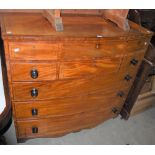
0;13;153;41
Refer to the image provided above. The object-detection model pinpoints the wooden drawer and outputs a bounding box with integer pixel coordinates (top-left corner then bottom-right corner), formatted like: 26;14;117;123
61;41;126;60
61;39;148;60
120;50;145;72
14;87;128;119
59;57;122;79
9;42;61;60
16;106;122;138
126;39;149;52
12;73;134;101
11;63;57;81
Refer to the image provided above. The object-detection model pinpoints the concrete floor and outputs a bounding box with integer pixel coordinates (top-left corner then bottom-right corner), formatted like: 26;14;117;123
4;106;155;145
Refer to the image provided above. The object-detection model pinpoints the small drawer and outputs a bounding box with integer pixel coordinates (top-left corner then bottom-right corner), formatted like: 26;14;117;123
59;56;122;79
11;63;57;81
9;42;61;60
16;105;123;138
14;87;128;119
60;40;126;60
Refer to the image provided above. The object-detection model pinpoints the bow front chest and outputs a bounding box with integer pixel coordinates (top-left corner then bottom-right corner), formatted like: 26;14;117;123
0;13;153;142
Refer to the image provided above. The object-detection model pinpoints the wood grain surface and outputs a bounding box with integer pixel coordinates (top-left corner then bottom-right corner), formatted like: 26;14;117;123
11;62;57;81
14;87;128;119
9;42;61;60
12;72;135;101
16;108;120;138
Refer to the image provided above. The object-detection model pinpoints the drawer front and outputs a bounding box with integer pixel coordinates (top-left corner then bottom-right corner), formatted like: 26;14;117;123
126;39;149;52
9;42;61;60
59;57;122;79
11;63;57;81
14;87;128;119
16;106;121;138
61;41;126;60
12;73;134;101
120;50;145;72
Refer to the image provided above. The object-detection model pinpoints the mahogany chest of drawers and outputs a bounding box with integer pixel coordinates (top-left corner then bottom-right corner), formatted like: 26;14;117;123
0;13;153;142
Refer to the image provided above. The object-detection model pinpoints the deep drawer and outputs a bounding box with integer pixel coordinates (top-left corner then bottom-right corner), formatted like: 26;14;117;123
12;72;135;101
11;63;57;81
16;106;122;138
14;87;128;119
120;50;145;72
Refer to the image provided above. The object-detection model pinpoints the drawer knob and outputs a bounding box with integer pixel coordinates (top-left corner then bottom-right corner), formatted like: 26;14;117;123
112;107;119;114
124;74;132;81
31;69;38;79
31;88;38;98
32;108;38;116
130;59;138;65
117;91;124;97
32;127;38;134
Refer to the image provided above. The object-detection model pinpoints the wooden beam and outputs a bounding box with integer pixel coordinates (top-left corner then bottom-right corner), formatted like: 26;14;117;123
43;9;130;32
61;9;102;16
102;9;130;31
43;9;63;32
